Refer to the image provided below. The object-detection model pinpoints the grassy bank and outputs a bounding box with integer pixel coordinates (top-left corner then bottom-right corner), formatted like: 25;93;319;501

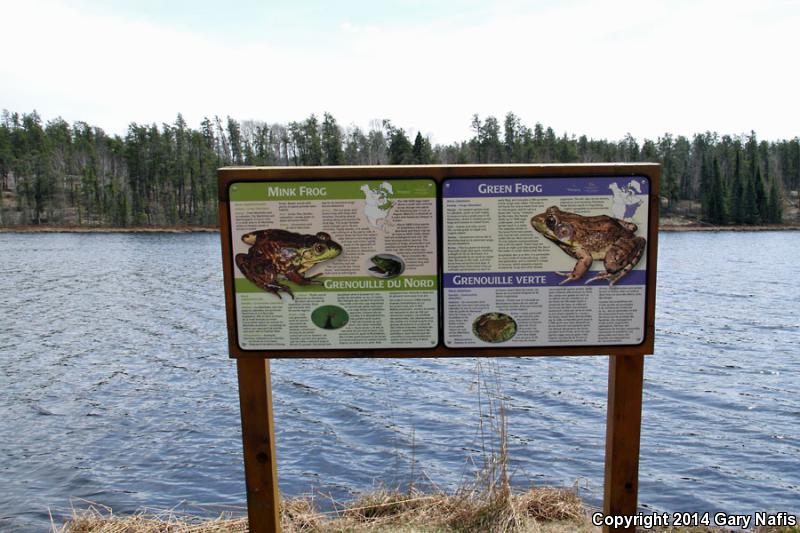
57;487;799;533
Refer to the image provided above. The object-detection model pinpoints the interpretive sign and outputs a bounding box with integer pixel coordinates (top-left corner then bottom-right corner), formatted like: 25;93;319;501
442;176;650;348
219;165;659;357
226;178;438;351
218;165;659;533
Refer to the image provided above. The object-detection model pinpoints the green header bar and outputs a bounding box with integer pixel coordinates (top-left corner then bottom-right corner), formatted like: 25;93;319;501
235;275;438;293
230;179;436;202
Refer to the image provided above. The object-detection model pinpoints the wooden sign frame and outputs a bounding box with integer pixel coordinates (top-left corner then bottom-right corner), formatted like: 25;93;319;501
218;163;659;533
219;164;659;359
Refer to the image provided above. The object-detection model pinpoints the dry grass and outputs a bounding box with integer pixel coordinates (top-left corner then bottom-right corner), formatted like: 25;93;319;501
57;485;590;533
320;486;584;533
57;502;249;532
56;494;800;533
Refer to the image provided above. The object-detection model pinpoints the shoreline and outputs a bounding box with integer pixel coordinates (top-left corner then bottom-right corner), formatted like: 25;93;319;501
2;223;800;234
659;223;800;232
0;225;219;234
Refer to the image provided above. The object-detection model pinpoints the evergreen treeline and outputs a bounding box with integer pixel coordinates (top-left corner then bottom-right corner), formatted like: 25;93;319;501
0;110;795;226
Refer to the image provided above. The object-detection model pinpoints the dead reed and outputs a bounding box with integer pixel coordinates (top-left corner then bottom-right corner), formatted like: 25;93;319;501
56;485;588;533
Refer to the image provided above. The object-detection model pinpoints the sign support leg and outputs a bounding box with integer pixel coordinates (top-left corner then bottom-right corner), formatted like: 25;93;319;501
237;358;281;533
603;354;644;533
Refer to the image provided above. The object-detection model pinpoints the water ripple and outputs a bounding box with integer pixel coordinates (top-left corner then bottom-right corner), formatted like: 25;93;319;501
1;231;798;531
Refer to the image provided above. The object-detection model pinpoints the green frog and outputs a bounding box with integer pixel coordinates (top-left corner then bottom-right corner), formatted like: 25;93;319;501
368;254;404;278
235;229;342;298
473;313;517;343
531;206;646;286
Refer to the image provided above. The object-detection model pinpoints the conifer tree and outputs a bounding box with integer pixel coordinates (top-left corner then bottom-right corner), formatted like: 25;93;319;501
226;117;242;164
754;167;768;224
321;113;343;166
384;121;414;165
767;179;783;223
729;150;745;224
503;112;520;162
705;157;727;224
742;174;758;224
699;155;711;219
300;115;322;166
412;132;433;164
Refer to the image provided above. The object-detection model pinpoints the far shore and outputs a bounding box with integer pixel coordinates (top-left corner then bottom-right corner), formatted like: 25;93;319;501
659;223;800;232
2;223;800;234
0;225;219;233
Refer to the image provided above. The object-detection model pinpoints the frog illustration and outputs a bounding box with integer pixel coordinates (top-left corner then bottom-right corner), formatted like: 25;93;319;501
531;206;646;286
368;254;404;278
473;312;517;343
235;229;342;299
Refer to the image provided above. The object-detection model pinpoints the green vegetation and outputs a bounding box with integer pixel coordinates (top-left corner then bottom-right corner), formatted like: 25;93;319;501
1;110;796;227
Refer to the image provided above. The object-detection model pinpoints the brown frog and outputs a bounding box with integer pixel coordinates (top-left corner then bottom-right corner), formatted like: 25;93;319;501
235;229;342;299
472;313;517;343
531;206;646;286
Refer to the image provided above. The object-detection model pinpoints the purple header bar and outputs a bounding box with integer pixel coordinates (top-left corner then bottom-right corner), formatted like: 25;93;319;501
443;270;647;288
442;176;650;198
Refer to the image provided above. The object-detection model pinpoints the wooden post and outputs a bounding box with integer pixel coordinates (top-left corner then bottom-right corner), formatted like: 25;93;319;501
603;354;644;533
237;358;281;533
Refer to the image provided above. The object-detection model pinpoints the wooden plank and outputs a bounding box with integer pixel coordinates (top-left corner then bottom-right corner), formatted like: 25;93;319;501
227;344;653;359
603;354;645;533
217;162;662;189
237;358;281;533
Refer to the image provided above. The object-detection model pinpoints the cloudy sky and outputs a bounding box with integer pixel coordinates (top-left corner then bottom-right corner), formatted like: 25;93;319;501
1;0;798;144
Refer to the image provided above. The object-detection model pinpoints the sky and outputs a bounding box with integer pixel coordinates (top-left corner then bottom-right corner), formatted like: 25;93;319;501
1;0;798;145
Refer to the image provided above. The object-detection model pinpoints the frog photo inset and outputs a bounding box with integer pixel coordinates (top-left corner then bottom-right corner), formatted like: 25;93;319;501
531;206;646;286
472;312;517;343
310;305;349;330
235;228;342;299
367;253;405;279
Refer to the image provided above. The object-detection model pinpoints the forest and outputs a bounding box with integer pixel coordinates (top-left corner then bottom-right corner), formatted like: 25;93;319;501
0;109;796;227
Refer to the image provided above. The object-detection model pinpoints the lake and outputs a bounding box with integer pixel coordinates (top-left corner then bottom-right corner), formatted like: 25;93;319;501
0;231;798;531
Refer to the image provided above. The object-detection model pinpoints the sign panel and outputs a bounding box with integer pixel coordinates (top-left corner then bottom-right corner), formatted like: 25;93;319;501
442;176;650;348
222;168;655;533
219;165;659;358
228;178;439;351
